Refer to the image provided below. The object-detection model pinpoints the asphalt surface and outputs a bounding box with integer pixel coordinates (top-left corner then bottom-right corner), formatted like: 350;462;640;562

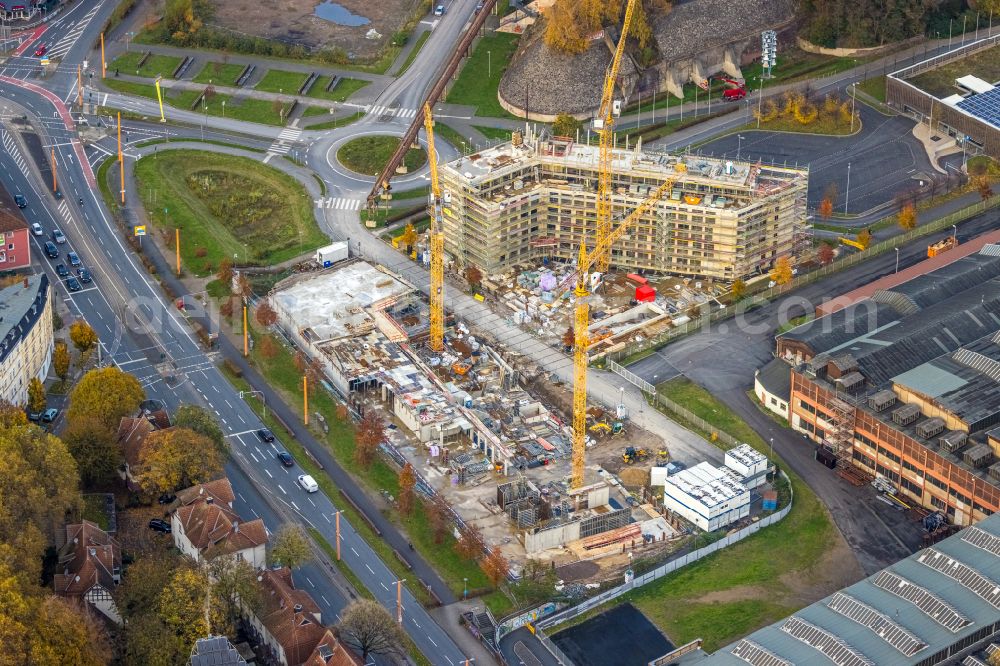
551;604;673;666
627;213;1000;574
693;103;936;216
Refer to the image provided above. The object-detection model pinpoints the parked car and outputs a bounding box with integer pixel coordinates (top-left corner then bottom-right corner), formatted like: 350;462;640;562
256;428;275;443
67;251;81;267
297;474;319;493
41;408;58;423
157;493;177;505
14;194;26;208
44;241;58;258
276;451;294;467
66;277;81;292
33;44;46;57
27;410;42;422
77;268;92;283
434;4;445;15
52;228;66;244
148;518;172;533
31;222;43;236
55;263;69;277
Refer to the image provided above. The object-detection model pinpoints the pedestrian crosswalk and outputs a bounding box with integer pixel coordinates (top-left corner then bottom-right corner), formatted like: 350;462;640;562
57;199;73;226
314;197;363;211
359;105;418;119
0;130;27;172
263;126;302;163
47;5;100;60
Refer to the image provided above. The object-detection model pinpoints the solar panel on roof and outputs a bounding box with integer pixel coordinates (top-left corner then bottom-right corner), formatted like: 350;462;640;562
956;88;1000;128
732;639;791;666
827;592;928;657
962;526;1000;557
871;570;971;632
780;616;874;666
917;548;1000;609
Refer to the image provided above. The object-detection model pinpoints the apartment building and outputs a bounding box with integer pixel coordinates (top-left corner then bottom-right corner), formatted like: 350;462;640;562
0;274;53;405
0;209;30;271
778;246;1000;526
438;129;808;280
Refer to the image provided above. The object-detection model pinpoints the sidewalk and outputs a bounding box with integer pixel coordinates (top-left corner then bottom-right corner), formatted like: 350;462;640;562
429;600;498;666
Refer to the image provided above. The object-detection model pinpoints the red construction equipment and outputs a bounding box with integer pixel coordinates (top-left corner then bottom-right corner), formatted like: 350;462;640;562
716;77;747;100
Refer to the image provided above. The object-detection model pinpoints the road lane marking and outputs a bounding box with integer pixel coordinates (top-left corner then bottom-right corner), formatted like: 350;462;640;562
265;469;273;478
351;547;359;557
365;564;374;574
306;576;315;588
428;637;437;648
308;497;316;506
380;582;388;590
322;513;330;523
277;483;285;494
291;501;300;511
249;452;258;462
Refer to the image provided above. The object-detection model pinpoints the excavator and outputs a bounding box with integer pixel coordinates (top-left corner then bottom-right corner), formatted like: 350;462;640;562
623;447;649;464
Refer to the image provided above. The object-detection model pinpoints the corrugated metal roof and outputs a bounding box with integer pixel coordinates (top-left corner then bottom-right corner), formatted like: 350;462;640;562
699;512;1000;666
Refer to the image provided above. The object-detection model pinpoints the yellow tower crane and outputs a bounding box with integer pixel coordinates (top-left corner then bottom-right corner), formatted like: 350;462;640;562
594;0;641;274
569;179;672;488
423;103;445;352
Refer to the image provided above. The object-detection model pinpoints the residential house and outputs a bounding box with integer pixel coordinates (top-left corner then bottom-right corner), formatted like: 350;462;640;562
189;635;247;666
244;567;360;666
171;478;268;568
0;208;30;271
52;520;122;624
116;416;157;488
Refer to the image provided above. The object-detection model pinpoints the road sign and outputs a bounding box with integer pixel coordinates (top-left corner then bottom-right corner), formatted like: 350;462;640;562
134;225;146;236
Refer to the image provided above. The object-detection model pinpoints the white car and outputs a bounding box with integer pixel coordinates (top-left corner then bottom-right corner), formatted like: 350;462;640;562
434;4;445;15
31;223;43;236
297;474;319;493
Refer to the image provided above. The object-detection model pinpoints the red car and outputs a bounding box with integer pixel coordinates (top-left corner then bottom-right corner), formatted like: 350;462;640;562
33;44;46;57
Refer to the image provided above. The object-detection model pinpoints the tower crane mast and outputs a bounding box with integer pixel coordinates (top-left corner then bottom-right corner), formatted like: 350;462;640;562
594;0;640;274
423;103;445;352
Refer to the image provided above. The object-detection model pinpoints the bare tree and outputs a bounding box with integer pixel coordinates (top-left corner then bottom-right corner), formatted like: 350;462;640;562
337;599;406;662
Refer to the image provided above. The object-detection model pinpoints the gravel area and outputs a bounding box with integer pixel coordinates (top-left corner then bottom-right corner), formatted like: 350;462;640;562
652;0;796;61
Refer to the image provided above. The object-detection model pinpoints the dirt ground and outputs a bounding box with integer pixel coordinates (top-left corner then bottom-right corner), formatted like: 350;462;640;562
206;0;424;57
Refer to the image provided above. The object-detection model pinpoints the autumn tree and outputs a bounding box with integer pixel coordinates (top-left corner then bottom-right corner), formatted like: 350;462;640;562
209;557;261;636
258;335;278;359
355;410;385;467
976;176;994;202
552;113;582;138
544;0;589;54
465;265;483;291
338;599;406;662
857;228;872;249
427;494;451;544
398;462;416;515
268;525;313;569
53;340;71;383
730;279;746;301
28;595;111;666
898;202;917;231
173;404;224;451
62;416;121;486
989;649;1000;666
158;567;211;655
561;325;576;350
27;377;46;414
136;427;224;494
69;320;98;352
216;258;234;285
455;522;483;560
255;300;277;327
769;256;794;285
818;196;834;222
203;85;216;103
818;242;836;265
0;408;81;589
482;546;510;588
67;366;145;431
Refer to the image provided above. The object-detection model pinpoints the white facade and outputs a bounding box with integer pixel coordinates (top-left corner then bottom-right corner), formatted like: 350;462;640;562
0;275;53;406
170;512;267;569
724;443;770;490
754;372;789;420
661;462;750;531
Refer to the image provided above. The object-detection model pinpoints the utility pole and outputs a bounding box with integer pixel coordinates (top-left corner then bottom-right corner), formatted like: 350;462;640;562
334;511;341;560
844;162;852;214
51;147;57;192
243;305;249;357
77;65;83;108
396;580;405;624
175;228;181;275
303;374;309;425
100;33;106;78
117;113;125;204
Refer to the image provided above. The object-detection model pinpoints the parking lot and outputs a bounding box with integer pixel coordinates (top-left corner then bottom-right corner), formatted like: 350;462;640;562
693;104;935;216
551;603;674;666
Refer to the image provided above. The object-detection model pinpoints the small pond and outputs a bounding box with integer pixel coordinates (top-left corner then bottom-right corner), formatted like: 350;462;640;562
314;1;370;26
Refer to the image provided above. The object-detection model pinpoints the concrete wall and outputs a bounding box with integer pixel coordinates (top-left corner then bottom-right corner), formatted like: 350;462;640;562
524;520;581;554
796;35;922;58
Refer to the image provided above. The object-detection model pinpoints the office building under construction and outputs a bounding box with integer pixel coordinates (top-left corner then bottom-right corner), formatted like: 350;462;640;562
438;128;809;280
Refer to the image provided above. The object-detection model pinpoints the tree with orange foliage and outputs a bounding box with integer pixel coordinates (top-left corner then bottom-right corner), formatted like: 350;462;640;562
898;203;917;231
455;522;483;560
398;463;416;515
818;196;833;222
255;301;277;327
818;243;835;265
355;410;384;468
482;546;510;588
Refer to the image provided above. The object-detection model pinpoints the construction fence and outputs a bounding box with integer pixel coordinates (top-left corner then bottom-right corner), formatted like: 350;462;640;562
603;196;1000;367
535;470;793;636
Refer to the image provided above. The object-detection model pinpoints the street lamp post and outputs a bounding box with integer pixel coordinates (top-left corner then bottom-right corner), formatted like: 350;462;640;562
894;247;900;274
239;389;267;418
952;224;957;241
463;577;468;600
737;134;744;160
844;162;852;214
769;437;774;461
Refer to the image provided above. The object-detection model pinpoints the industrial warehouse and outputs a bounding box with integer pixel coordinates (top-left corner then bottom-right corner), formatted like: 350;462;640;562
773;243;1000;525
437;127;809;280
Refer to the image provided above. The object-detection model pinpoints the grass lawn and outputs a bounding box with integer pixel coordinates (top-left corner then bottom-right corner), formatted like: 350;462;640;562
473;125;513;142
907;44;1000;97
227;324;492;601
338;136;426;176
192;61;246;85
109;52;182;78
396;30;431;76
254;68;309;94
302;105;333;118
445;31;520;118
857;75;887;103
307;76;369;102
305;112;364;131
133;150;324;275
595;377;845;651
103;78;159;100
434;122;474;153
82;494;111;531
751;112;860;136
103;79;292;125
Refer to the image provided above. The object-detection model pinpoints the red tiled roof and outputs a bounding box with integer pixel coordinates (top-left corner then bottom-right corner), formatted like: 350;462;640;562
116;417;156;471
177;477;237;507
302;629;362;666
53;520;121;597
174;498;267;557
257;567;336;666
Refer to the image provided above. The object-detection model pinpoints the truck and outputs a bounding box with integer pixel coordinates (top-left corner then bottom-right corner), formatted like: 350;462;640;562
314;241;349;267
927;235;957;258
715;77;747;101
